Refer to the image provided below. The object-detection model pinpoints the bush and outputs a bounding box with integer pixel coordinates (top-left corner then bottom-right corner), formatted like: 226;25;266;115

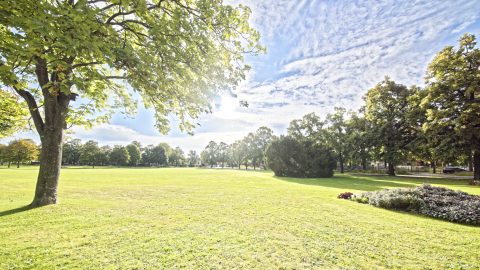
265;136;336;178
337;192;354;199
353;184;480;225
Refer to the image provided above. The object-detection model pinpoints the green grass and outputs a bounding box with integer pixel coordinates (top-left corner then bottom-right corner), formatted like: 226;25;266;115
1;167;479;269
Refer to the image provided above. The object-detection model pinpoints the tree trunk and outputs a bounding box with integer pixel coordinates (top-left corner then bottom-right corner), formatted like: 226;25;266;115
388;163;395;176
8;161;11;168
432;160;436;174
31;127;64;207
339;153;344;173
474;150;480;180
468;153;473;172
17;161;20;168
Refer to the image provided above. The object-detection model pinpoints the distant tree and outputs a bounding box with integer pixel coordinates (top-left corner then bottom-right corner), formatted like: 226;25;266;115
230;140;249;169
201;141;218;168
79;140;101;168
287;113;325;144
251;126;274;169
0;90;28;138
0;144;7;165
345;111;372;170
169;147;186;167
325;107;348;173
423;33;480;180
62;139;82;165
217;142;229;168
109;146;130;166
187;150;199;167
365;77;415;176
142;145;167;166
126;143;141;166
96;146;111;166
158;143;173;165
6;139;39;168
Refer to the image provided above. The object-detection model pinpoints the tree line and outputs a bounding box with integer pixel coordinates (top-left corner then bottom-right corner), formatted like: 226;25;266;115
199;34;480;182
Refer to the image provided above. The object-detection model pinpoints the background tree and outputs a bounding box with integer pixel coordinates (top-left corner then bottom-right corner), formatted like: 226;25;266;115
365;77;414;176
0;144;7;165
217;142;229;168
96;145;111;166
6;139;39;168
287;113;325;144
79;140;101;168
325;107;348;173
201;141;218;168
0;0;262;206
345;111;371;170
169;147;186;167
142;144;167;166
126;143;141;166
423;33;480;180
109;146;130;166
187;150;199;167
229;140;247;169
62;139;82;165
251;127;274;169
0;90;28;138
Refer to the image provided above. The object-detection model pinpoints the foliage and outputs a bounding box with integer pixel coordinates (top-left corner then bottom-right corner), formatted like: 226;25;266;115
126;143;141;166
364;77;415;175
109;146;130;166
0;90;28;138
354;184;480;225
266;136;335;178
5;139;38;167
423;33;480;179
168;147;186;167
79;140;101;167
142;144;167;166
62;139;82;165
187;150;199;167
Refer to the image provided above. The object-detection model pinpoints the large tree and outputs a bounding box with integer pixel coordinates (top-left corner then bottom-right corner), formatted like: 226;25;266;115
423;34;480;180
364;77;415;176
126;143;141;166
0;0;261;206
79;140;101;168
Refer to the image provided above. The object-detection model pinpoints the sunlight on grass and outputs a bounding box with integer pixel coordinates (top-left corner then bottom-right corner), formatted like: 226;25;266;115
1;167;479;269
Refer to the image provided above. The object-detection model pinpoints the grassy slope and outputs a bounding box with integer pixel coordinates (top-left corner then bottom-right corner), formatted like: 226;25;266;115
0;167;479;270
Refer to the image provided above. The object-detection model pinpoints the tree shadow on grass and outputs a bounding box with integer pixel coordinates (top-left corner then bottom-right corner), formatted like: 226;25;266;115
0;205;33;217
274;174;474;192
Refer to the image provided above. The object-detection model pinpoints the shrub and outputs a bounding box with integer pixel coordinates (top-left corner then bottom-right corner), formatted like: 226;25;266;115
353;184;480;225
337;192;354;199
265;136;336;178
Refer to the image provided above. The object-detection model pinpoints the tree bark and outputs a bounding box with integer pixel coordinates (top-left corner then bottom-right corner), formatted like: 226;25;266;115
388;163;395;176
468;153;473;172
31;126;64;207
474;150;480;180
432;160;436;174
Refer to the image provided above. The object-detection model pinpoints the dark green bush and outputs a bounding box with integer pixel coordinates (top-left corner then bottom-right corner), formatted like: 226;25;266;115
265;136;336;178
353;184;480;225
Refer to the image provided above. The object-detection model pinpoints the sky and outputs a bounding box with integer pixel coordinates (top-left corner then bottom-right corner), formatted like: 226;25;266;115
5;0;480;152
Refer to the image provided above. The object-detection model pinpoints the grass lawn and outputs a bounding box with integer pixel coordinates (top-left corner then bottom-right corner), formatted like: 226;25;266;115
1;167;479;269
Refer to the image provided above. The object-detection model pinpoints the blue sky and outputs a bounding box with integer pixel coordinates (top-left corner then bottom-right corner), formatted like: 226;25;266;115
6;0;480;152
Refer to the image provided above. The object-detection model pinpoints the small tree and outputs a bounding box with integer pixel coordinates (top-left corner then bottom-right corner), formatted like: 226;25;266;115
6;139;39;168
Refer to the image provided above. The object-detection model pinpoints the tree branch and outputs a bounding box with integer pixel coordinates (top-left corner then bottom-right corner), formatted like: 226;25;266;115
12;85;45;135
